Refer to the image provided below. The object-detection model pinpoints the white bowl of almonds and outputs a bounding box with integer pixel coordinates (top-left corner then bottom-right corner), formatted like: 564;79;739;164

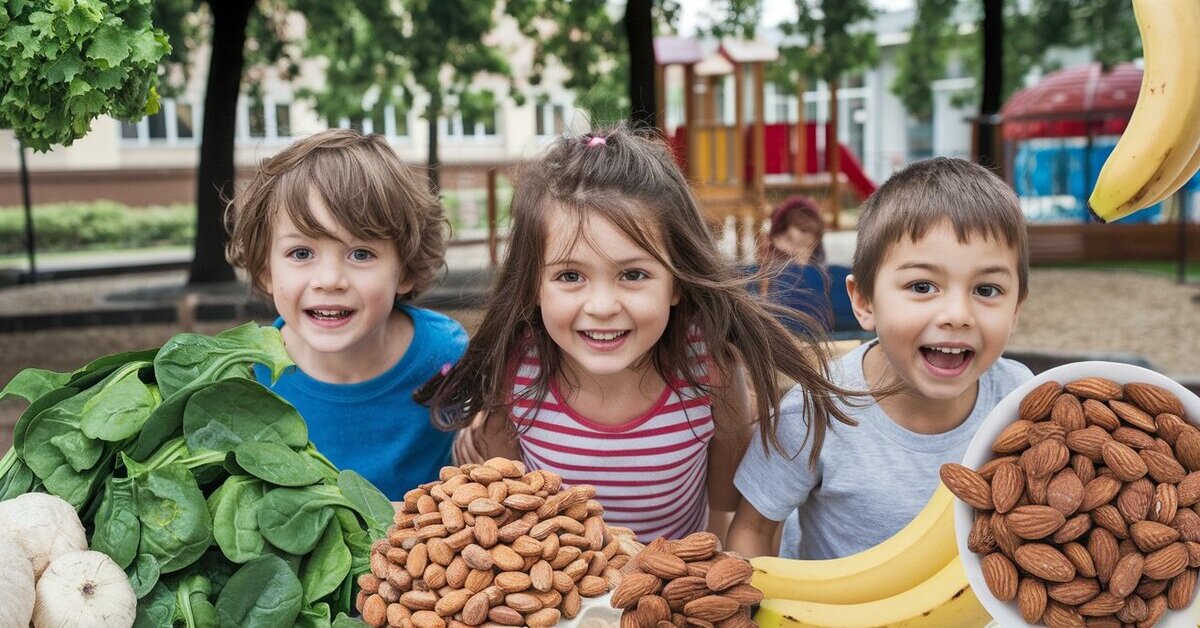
949;361;1200;627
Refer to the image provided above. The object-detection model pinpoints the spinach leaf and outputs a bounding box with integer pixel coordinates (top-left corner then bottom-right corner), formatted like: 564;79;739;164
234;442;324;488
334;508;372;575
332;613;368;628
127;554;161;599
78;347;159;375
337;470;394;534
0;367;70;402
0;456;34;501
80;362;157;441
21;402;109;506
128;384;200;461
215;554;303;628
133;582;176;628
300;517;351;605
12;385;78;451
154;323;291;398
207;475;268;564
91;476;141;569
135;463;213;573
257;486;360;556
183;379;307;453
176;574;219;628
297;602;332;628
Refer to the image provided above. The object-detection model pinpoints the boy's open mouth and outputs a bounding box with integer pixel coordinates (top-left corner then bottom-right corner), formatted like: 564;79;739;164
306;308;354;321
920;345;974;372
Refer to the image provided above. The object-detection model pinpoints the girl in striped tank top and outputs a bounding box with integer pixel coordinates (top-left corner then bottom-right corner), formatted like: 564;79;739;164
417;126;860;543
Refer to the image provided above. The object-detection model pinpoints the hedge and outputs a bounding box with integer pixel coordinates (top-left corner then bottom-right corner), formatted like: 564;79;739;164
0;201;194;256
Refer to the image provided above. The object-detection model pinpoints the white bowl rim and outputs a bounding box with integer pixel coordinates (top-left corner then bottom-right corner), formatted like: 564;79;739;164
953;360;1200;627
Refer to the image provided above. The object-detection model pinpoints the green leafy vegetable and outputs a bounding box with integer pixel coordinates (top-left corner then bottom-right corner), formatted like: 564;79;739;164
215;555;304;628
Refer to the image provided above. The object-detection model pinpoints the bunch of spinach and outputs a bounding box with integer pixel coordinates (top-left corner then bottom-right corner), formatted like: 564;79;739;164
0;323;387;628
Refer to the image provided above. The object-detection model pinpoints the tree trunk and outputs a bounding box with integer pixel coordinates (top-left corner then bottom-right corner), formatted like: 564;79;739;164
826;79;841;229
977;0;1003;170
189;0;254;285
794;78;807;177
625;0;656;131
426;92;441;195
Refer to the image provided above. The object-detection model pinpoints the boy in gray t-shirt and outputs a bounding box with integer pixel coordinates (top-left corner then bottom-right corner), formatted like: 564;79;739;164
727;158;1035;559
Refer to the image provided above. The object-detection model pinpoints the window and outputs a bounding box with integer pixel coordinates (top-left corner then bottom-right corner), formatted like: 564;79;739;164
341;104;407;138
536;103;565;136
274;104;291;138
247;96;267;138
118;99;200;144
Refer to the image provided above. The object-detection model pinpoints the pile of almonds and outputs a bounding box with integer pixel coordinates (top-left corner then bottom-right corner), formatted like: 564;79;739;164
608;532;761;627
941;377;1200;627
356;457;635;628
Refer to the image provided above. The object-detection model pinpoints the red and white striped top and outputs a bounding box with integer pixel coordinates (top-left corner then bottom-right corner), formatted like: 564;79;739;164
508;334;714;542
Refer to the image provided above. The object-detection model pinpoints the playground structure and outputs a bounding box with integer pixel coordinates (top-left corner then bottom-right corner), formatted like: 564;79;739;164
652;37;876;260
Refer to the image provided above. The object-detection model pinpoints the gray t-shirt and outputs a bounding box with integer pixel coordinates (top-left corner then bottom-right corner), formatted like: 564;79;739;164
734;340;1033;559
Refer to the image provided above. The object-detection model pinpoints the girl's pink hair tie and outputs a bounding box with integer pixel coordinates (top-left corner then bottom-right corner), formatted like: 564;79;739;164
586;135;607;147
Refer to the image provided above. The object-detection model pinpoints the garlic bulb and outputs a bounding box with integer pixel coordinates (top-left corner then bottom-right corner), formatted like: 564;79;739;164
0;493;87;578
33;551;136;628
0;539;34;628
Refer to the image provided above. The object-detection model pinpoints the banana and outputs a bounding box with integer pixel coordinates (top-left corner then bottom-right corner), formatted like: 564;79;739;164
1088;0;1200;223
750;484;956;605
752;555;992;628
1144;143;1200;208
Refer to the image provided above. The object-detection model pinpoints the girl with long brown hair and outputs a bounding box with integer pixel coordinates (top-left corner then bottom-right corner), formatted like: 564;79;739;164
416;126;857;541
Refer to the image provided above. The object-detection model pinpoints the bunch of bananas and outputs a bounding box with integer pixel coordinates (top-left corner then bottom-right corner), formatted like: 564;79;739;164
750;485;993;627
1089;0;1200;223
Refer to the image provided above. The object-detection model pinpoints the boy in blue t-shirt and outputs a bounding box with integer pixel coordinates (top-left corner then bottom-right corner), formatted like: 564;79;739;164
226;129;467;499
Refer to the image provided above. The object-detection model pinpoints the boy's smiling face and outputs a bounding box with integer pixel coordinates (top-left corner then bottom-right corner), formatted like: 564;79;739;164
266;189;412;367
848;220;1023;406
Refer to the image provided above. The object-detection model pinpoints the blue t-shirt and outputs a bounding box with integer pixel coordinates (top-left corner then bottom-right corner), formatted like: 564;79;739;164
254;304;467;499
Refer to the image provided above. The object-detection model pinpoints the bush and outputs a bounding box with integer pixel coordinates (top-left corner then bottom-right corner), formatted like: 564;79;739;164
0;201;194;255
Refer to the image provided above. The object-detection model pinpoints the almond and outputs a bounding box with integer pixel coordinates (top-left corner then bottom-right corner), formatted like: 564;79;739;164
1080;475;1122;512
1083;399;1121;431
1109;399;1157;432
669;532;719;561
487;605;524;625
1052;393;1088;432
386;603;411;627
1022;439;1071;479
978;454;1020;480
611;573;662;610
1017;577;1047;624
1027;473;1050;506
1167;567;1198;610
1141;449;1187;484
434;589;473;617
1143;542;1189;580
410;610;445;628
1020;381;1063;421
1065;426;1110;461
1136;578;1168;599
1047;468;1084;516
1124;382;1185;417
1065;377;1123;401
494;571;532;594
682;595;740;622
939;463;994;509
474;515;498;548
400;590;438;611
1108;552;1144;597
1046;576;1100;605
1156;413;1193;445
1091;504;1129;539
1144;594;1169;625
981;552;1018;601
1071;454;1096;485
502;493;544;511
1171;507;1200;542
992;511;1023;558
637;595;672;625
1042;600;1086;627
704;556;754;591
1101;440;1148;482
990;462;1024;514
1015;543;1077;583
1007;505;1067;539
661;576;709;611
1187;541;1200;568
1029;421;1068;445
1151;482;1179;525
722;583;763;605
1116;478;1153;525
969;511;998;554
1112;425;1158;450
639;551;689;579
1180;472;1200;507
1115;593;1148;623
1132;520;1182;553
1088;527;1120;583
461;544;493;571
1076;591;1125;616
993;419;1033;454
526;608;561;628
361;594;387;627
462;591;490;625
504;592;543;614
1053;513;1093;545
1177;430;1200;471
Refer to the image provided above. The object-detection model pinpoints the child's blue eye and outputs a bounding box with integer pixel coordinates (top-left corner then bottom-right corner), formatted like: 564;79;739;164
351;249;374;262
288;248;313;261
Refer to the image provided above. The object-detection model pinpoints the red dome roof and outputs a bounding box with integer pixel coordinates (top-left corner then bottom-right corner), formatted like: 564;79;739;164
1001;62;1141;140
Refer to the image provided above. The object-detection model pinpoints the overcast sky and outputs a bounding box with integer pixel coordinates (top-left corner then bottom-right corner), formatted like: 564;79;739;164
675;0;915;36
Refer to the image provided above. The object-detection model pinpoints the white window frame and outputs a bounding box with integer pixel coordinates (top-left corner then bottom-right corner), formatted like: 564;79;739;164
117;98;201;146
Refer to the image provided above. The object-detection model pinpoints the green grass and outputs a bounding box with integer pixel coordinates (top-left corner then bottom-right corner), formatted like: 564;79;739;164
1040;260;1200;279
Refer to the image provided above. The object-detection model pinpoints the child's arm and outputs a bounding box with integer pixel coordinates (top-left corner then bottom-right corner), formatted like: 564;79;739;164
452;411;521;465
727;500;782;558
705;361;754;543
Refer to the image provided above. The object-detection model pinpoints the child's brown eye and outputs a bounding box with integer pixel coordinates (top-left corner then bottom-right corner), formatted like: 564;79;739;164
976;285;1001;298
910;281;933;294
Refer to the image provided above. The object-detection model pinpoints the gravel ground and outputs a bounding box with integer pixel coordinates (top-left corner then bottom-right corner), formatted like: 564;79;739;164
1;268;1196;451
